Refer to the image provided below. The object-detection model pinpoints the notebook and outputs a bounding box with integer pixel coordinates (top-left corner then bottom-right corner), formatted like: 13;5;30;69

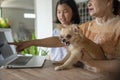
0;29;46;68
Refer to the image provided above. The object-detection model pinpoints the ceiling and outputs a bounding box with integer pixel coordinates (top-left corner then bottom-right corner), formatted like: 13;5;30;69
0;0;34;9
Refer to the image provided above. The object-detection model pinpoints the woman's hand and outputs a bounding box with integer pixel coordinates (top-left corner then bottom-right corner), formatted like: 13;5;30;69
8;41;32;52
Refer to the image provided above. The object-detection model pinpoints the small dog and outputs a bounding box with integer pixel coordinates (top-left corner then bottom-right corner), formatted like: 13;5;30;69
55;24;106;71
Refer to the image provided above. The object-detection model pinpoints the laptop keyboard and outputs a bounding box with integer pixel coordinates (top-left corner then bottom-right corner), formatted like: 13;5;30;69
8;56;32;65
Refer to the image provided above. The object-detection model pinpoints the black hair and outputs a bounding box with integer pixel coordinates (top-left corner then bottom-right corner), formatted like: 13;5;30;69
55;0;80;24
113;0;120;15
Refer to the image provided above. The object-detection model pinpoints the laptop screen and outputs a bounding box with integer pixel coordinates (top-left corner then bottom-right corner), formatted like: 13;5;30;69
0;29;18;67
0;32;14;59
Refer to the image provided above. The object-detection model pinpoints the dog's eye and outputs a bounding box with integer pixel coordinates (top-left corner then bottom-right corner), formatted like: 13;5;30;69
60;36;63;38
59;36;63;40
66;34;71;39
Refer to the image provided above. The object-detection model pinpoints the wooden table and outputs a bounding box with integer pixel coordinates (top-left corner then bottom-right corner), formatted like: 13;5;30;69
0;60;109;80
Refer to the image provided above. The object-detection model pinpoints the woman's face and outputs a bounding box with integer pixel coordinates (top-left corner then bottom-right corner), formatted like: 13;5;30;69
57;3;73;25
87;0;111;17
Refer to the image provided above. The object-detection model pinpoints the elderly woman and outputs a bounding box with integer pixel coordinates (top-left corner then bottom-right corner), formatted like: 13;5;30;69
78;0;120;80
79;0;120;73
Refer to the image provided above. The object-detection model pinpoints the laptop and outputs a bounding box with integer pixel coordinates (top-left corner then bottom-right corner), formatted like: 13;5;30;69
0;30;46;68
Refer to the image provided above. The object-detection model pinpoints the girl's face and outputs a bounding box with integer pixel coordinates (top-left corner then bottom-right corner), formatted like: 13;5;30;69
87;0;112;17
57;3;73;25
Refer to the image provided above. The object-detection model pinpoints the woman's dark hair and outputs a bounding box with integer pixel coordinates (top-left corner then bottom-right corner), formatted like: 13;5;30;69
113;0;120;15
55;0;80;24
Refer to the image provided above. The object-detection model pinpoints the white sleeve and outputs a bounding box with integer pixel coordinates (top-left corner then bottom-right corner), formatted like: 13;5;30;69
49;28;67;61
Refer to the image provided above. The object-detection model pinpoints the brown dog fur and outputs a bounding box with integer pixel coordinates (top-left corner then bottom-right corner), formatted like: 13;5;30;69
54;24;106;71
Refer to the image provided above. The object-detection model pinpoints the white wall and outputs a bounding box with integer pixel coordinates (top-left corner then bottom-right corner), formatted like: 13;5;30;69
35;0;53;39
34;0;53;55
1;0;34;10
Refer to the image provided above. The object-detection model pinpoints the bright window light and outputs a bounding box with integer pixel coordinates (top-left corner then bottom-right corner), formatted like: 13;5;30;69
24;13;36;19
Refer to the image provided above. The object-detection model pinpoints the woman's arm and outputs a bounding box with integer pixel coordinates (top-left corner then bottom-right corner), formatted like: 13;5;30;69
81;50;120;73
9;36;64;52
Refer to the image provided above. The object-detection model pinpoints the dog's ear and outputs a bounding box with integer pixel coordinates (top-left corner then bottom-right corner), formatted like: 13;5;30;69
72;25;79;34
73;25;84;38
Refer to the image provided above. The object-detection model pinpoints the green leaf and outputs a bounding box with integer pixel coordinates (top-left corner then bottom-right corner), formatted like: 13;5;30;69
14;32;49;56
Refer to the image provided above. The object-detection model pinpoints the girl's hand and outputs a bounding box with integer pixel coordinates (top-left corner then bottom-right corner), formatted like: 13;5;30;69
8;41;31;52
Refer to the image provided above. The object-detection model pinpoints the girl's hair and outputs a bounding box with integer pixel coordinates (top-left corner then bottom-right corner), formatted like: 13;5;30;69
113;0;120;15
55;0;80;24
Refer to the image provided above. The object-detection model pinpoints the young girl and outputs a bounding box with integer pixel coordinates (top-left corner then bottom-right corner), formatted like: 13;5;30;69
9;0;80;61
